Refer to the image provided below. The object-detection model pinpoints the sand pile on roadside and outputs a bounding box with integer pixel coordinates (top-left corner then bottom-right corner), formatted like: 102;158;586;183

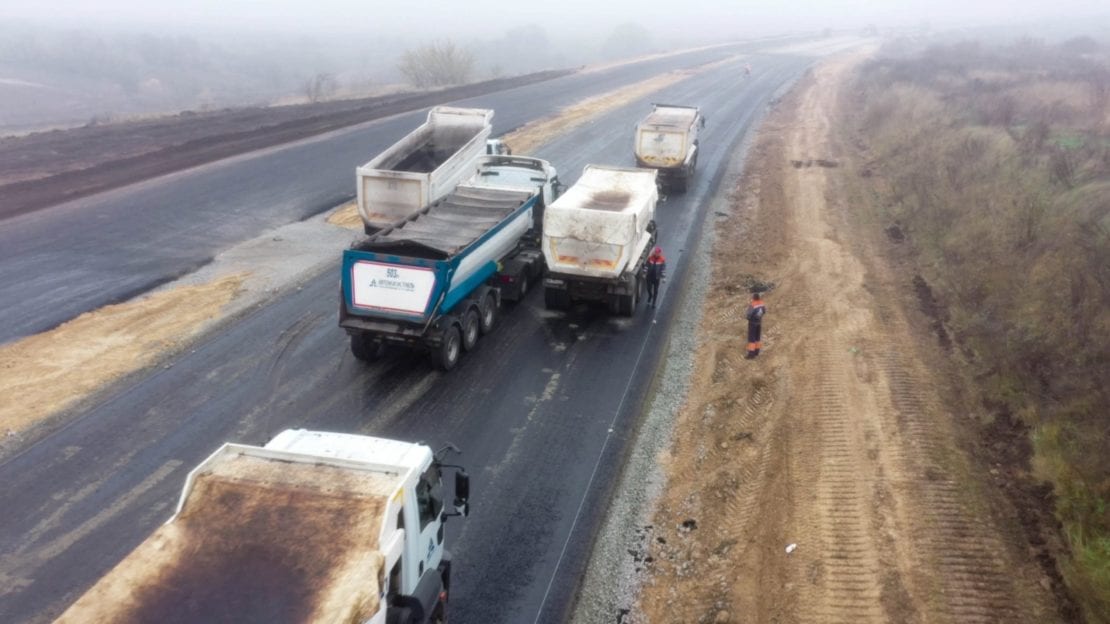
326;200;362;230
0;274;245;435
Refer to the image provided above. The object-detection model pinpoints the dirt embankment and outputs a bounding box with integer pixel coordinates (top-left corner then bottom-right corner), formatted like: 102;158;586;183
0;70;570;220
634;54;1066;623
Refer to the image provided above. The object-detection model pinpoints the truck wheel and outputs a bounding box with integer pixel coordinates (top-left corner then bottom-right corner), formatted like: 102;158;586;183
619;276;639;316
673;173;687;193
434;325;462;371
544;286;569;310
350;333;382;362
461;308;480;352
518;271;530;297
480;292;498;334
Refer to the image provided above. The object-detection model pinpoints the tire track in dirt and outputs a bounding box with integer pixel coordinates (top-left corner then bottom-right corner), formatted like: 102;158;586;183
792;340;885;623
874;346;1022;622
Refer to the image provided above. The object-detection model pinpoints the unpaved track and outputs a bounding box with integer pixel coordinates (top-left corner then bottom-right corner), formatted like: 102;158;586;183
636;54;1059;623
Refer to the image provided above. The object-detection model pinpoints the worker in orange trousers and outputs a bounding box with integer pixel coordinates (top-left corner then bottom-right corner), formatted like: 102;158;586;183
745;291;766;358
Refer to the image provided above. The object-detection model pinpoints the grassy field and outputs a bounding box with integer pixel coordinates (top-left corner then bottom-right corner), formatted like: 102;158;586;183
851;37;1110;621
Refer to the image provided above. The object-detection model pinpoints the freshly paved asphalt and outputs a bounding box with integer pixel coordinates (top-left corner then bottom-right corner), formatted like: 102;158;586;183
0;50;814;623
0;42;774;344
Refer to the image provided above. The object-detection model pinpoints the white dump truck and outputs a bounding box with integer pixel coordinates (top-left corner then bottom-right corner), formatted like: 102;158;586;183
633;103;705;192
55;429;470;624
356;106;494;233
542;165;658;316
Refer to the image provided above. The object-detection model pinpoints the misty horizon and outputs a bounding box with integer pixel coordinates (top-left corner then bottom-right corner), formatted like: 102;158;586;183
3;0;1110;38
2;1;1109;134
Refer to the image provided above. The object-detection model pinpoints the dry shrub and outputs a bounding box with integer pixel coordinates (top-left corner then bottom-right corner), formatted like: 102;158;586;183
856;40;1110;621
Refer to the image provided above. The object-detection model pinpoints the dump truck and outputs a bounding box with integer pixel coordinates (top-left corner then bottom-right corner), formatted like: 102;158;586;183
356;106;493;233
56;429;471;624
542;165;658;316
633;103;705;192
340;157;559;370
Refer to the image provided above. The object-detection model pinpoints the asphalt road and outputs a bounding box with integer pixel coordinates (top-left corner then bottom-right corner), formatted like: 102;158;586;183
0;53;814;623
0;42;778;345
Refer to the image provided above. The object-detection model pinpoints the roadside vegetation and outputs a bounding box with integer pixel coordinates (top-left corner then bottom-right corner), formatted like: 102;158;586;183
853;38;1110;620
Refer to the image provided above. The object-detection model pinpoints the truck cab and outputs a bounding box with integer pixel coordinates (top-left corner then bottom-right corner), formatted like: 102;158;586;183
485;138;512;156
266;430;468;624
55;430;469;624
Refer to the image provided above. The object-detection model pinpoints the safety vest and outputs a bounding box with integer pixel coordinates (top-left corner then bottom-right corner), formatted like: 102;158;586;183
747;300;766;322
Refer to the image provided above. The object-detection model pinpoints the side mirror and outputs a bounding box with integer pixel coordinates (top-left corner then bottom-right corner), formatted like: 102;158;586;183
700;116;707;128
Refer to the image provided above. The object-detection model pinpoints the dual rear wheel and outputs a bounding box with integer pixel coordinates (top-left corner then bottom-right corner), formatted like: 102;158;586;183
434;291;498;371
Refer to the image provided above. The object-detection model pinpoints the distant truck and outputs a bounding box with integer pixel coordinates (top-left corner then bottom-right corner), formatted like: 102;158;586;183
634;103;705;192
542;165;658;316
356;106;494;233
340;155;560;370
56;429;470;624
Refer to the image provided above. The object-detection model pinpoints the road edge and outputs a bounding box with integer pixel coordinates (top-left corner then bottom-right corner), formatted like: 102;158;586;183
567;73;804;623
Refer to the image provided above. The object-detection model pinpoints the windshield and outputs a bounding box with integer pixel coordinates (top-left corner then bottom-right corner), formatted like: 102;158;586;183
415;467;444;531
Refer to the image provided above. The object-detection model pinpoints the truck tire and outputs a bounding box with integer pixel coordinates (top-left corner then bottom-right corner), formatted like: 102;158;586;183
461;308;480;352
434;325;462;371
673;172;687;193
480;292;498;334
544;286;569;310
618;276;640;316
350;333;382;362
518;270;530;297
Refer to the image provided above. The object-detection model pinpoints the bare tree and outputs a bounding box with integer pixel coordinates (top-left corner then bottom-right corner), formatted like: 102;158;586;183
398;41;475;88
303;72;337;103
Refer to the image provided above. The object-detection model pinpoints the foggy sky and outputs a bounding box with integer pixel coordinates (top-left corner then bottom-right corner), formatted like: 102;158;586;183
3;0;1108;39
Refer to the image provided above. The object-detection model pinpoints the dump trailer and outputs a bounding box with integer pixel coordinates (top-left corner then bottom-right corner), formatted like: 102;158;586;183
634;103;705;192
340;170;555;370
356;106;493;233
462;155;562;300
542;165;658;316
55;429;470;624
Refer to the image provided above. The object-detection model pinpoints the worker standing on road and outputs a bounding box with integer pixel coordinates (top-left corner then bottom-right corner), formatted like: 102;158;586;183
745;291;766;358
645;246;666;307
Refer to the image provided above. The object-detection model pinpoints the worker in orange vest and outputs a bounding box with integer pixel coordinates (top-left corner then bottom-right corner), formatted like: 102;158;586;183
745;291;766;358
645;246;666;307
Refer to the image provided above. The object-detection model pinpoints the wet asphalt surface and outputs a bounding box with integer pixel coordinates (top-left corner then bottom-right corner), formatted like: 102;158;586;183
0;51;813;623
0;42;774;345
